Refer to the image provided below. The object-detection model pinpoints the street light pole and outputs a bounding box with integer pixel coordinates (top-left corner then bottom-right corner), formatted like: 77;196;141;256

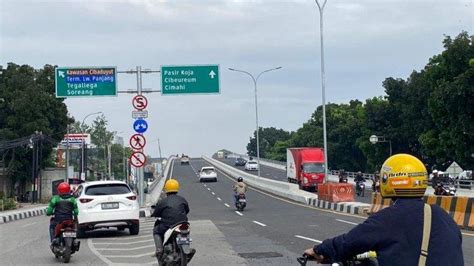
228;67;282;178
81;111;102;181
314;0;329;182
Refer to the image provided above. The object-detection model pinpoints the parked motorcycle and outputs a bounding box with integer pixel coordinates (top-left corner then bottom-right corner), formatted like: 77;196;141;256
50;219;80;263
235;193;247;211
339;174;348;183
297;251;378;266
356;181;365;197
157;220;196;266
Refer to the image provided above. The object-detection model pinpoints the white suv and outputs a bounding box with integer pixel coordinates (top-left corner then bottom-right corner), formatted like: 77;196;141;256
199;166;217;182
74;181;140;237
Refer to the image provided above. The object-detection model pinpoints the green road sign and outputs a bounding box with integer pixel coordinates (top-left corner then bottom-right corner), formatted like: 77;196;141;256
161;65;219;95
55;67;117;98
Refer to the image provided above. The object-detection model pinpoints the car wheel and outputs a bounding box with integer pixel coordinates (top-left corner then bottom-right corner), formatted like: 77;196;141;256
77;226;86;239
129;223;139;235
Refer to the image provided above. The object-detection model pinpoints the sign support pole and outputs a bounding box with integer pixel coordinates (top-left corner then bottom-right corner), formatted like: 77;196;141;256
136;66;145;207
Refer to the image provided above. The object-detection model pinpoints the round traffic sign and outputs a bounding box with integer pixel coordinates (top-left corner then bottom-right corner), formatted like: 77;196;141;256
132;95;148;110
133;119;148;134
369;135;378;144
129;134;146;150
130;151;146;167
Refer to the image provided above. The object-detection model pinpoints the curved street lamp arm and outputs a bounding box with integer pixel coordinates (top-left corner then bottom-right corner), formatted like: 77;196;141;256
255;67;282;82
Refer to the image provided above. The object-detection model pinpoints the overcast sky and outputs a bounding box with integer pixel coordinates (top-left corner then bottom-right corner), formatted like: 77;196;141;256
1;0;472;158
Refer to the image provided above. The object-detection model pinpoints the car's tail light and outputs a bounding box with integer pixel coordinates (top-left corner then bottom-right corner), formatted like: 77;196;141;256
179;223;189;230
79;198;93;203
127;195;137;200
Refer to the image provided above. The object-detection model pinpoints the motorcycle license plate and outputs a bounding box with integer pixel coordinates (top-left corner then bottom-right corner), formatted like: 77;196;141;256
63;231;76;238
101;202;119;209
176;236;191;245
239;199;246;203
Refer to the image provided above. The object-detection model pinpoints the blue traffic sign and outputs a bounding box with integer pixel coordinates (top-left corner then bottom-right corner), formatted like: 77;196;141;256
133;119;148;134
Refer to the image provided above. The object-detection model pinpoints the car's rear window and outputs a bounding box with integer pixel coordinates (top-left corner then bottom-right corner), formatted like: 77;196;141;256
202;169;215;174
85;184;131;195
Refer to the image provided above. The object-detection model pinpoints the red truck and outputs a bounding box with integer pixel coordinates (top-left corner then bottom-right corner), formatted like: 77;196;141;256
286;148;325;190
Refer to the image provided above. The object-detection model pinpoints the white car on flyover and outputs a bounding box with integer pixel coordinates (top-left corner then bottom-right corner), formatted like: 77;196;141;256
74;180;140;237
199;166;217;182
245;161;259;171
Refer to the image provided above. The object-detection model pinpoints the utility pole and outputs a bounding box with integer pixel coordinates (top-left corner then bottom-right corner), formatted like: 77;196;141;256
65;126;69;182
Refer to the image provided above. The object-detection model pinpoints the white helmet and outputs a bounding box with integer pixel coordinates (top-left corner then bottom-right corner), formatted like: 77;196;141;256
432;170;438;174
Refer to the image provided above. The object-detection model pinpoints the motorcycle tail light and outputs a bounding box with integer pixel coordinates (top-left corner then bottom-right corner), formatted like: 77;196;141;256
127;195;137;200
179;223;189;230
79;198;93;203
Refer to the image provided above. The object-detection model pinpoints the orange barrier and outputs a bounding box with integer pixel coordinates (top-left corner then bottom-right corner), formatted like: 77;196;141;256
369;193;474;230
367;192;392;214
317;183;354;202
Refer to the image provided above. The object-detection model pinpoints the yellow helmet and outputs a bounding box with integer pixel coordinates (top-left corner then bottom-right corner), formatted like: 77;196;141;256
379;154;427;198
164;179;180;193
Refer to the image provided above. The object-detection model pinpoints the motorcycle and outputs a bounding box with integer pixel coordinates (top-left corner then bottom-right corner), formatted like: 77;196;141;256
156;220;196;266
235;193;246;211
50;219;80;263
434;182;456;196
297;251;378;266
356;181;365;197
339;174;348;183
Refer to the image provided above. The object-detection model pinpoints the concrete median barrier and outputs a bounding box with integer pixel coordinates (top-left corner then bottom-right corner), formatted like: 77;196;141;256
141;157;175;217
369;192;474;230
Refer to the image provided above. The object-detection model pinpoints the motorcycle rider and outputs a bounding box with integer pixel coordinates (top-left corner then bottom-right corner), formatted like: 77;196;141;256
339;169;348;183
303;154;463;265
354;171;365;194
372;171;380;192
46;182;79;243
233;177;248;203
151;179;191;262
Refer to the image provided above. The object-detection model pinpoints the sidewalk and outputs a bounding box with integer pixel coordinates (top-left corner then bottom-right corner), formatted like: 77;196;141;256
0;203;47;224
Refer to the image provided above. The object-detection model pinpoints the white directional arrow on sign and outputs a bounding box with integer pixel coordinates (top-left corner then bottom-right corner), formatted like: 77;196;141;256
58;71;65;78
209;70;216;79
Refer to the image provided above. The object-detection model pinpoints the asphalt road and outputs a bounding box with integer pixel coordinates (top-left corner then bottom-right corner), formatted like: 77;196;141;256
1;157;473;265
186;158;474;265
217;158;372;204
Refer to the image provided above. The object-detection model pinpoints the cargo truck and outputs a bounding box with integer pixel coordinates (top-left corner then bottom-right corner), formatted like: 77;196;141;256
287;148;325;190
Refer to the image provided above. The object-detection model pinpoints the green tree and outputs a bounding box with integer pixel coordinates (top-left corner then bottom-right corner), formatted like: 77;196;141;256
246;127;292;157
0;63;71;195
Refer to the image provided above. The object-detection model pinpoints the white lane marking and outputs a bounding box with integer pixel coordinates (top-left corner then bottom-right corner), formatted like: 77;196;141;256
93;234;150;241
21;222;37;227
224;203;230;208
211;192;215;195
217;197;222;201
93;239;154;245
88;238;114;265
336;219;358;226
235;211;243;216
204;184;207;187
295;235;322;243
96;244;155;251
253;221;267;227
207;188;211;191
105;252;155;258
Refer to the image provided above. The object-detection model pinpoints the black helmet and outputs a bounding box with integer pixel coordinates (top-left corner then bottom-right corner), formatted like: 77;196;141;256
237;177;243;182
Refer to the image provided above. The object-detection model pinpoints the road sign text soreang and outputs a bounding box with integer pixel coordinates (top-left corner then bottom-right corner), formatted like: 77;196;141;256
55;67;117;97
